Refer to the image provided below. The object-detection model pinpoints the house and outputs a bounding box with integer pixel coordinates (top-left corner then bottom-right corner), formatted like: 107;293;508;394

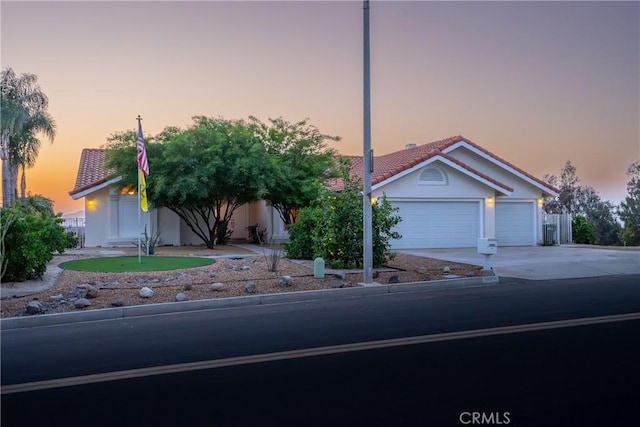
69;135;558;249
68;149;287;247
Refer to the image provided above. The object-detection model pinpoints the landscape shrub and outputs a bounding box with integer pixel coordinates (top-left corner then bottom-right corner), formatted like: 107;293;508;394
572;215;596;244
285;180;401;268
1;200;78;282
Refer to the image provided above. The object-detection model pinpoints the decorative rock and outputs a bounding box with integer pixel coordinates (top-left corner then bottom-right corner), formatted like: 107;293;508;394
388;275;400;284
210;282;225;292
241;265;251;271
278;276;293;288
136;278;147;285
244;282;256;293
111;299;124;307
84;285;99;299
209;272;217;278
26;300;44;315
74;298;92;308
443;266;451;273
333;271;346;280
443;274;461;279
150;279;161;283
48;294;65;302
327;280;344;289
416;267;427;275
466;271;475;277
184;282;193;291
175;293;188;302
139;287;154;298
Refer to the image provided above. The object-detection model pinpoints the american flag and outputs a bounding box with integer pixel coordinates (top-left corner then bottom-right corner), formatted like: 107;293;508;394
137;120;149;176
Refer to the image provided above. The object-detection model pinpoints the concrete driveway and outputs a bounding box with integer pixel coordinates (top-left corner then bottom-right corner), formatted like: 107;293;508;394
397;245;640;281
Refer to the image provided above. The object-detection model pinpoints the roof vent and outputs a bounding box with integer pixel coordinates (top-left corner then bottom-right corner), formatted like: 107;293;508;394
405;143;417;149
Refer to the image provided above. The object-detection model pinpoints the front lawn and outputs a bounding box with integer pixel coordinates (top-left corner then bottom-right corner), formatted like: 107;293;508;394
59;256;214;273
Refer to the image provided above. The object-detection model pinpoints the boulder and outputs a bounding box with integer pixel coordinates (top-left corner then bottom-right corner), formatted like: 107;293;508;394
111;299;124;307
244;282;257;293
333;271;346;280
241;265;251;271
74;298;92;308
139;287;154;298
278;276;293;288
184;282;193;291
175;293;188;302
209;282;225;292
26;300;44;315
443;266;451;273
327;280;344;289
83;285;99;299
388;275;400;284
48;294;65;302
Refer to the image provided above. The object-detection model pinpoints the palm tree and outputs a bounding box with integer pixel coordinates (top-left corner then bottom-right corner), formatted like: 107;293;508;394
1;67;56;207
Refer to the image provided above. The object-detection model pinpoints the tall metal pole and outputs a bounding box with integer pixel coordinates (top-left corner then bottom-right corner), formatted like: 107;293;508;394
362;0;373;283
136;115;142;263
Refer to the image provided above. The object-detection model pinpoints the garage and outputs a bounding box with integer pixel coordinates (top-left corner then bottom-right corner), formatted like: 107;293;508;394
495;202;535;246
391;201;481;249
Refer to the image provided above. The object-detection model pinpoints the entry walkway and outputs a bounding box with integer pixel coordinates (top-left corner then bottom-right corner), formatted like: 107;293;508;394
397;245;640;280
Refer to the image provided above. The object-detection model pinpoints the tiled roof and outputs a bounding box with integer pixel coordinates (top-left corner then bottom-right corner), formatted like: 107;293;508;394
68;149;113;196
330;135;559;194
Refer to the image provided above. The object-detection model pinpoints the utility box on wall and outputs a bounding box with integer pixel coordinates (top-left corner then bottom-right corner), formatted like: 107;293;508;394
477;238;498;255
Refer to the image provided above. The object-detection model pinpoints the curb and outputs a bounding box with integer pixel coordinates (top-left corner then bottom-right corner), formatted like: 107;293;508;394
0;275;499;330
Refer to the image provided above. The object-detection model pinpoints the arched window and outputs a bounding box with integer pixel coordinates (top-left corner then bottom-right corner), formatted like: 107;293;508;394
418;167;447;185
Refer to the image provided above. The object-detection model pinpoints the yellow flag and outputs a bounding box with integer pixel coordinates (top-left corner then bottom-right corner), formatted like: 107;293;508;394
140;169;148;212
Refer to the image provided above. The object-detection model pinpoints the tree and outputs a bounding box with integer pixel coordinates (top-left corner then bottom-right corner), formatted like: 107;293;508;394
575;186;621;246
251;116;343;226
1;68;56;207
543;160;579;214
618;161;640;245
106;116;273;249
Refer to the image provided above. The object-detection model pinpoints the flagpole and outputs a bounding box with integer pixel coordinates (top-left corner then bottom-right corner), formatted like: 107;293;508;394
136;115;142;263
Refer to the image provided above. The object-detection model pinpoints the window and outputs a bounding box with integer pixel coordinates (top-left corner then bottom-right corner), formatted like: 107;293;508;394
419;167;447;185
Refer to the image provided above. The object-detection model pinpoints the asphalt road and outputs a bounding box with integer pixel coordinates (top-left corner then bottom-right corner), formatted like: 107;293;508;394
2;275;640;426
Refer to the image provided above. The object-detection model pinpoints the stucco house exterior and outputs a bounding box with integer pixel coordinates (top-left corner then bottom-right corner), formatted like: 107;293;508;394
69;135;558;249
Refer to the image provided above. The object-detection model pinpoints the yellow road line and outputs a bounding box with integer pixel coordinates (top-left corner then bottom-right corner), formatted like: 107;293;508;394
3;312;639;395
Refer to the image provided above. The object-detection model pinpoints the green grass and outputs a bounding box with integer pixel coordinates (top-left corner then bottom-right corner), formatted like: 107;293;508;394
59;256;214;273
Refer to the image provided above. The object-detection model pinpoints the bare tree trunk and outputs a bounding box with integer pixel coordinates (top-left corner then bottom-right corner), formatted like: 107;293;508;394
1;129;15;207
20;165;26;204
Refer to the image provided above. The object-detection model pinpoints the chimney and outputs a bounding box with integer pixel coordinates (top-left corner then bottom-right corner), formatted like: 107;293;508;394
405;143;417;149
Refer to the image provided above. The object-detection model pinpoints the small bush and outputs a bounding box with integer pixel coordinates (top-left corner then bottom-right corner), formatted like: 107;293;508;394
1;199;78;282
572;215;596;244
285;178;402;268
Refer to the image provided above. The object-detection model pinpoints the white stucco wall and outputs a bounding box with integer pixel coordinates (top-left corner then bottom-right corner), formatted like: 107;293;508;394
83;187;110;247
446;146;544;198
372;161;496;200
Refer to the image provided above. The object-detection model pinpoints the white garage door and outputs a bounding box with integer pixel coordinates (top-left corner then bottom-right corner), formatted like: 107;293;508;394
391;201;480;249
496;202;535;246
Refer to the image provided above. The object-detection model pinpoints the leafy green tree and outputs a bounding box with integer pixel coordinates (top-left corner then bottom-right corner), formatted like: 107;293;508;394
618;162;640;245
251;116;343;226
106;116;273;248
1;68;56;206
543;160;579;214
575;186;621;245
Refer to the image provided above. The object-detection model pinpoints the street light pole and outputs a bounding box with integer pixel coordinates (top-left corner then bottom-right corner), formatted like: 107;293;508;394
362;0;373;283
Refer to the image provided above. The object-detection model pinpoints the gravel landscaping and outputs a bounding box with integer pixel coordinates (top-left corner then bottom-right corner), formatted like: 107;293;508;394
0;247;482;318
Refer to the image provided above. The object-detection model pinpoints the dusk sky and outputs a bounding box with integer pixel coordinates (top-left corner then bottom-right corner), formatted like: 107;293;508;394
1;0;638;215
